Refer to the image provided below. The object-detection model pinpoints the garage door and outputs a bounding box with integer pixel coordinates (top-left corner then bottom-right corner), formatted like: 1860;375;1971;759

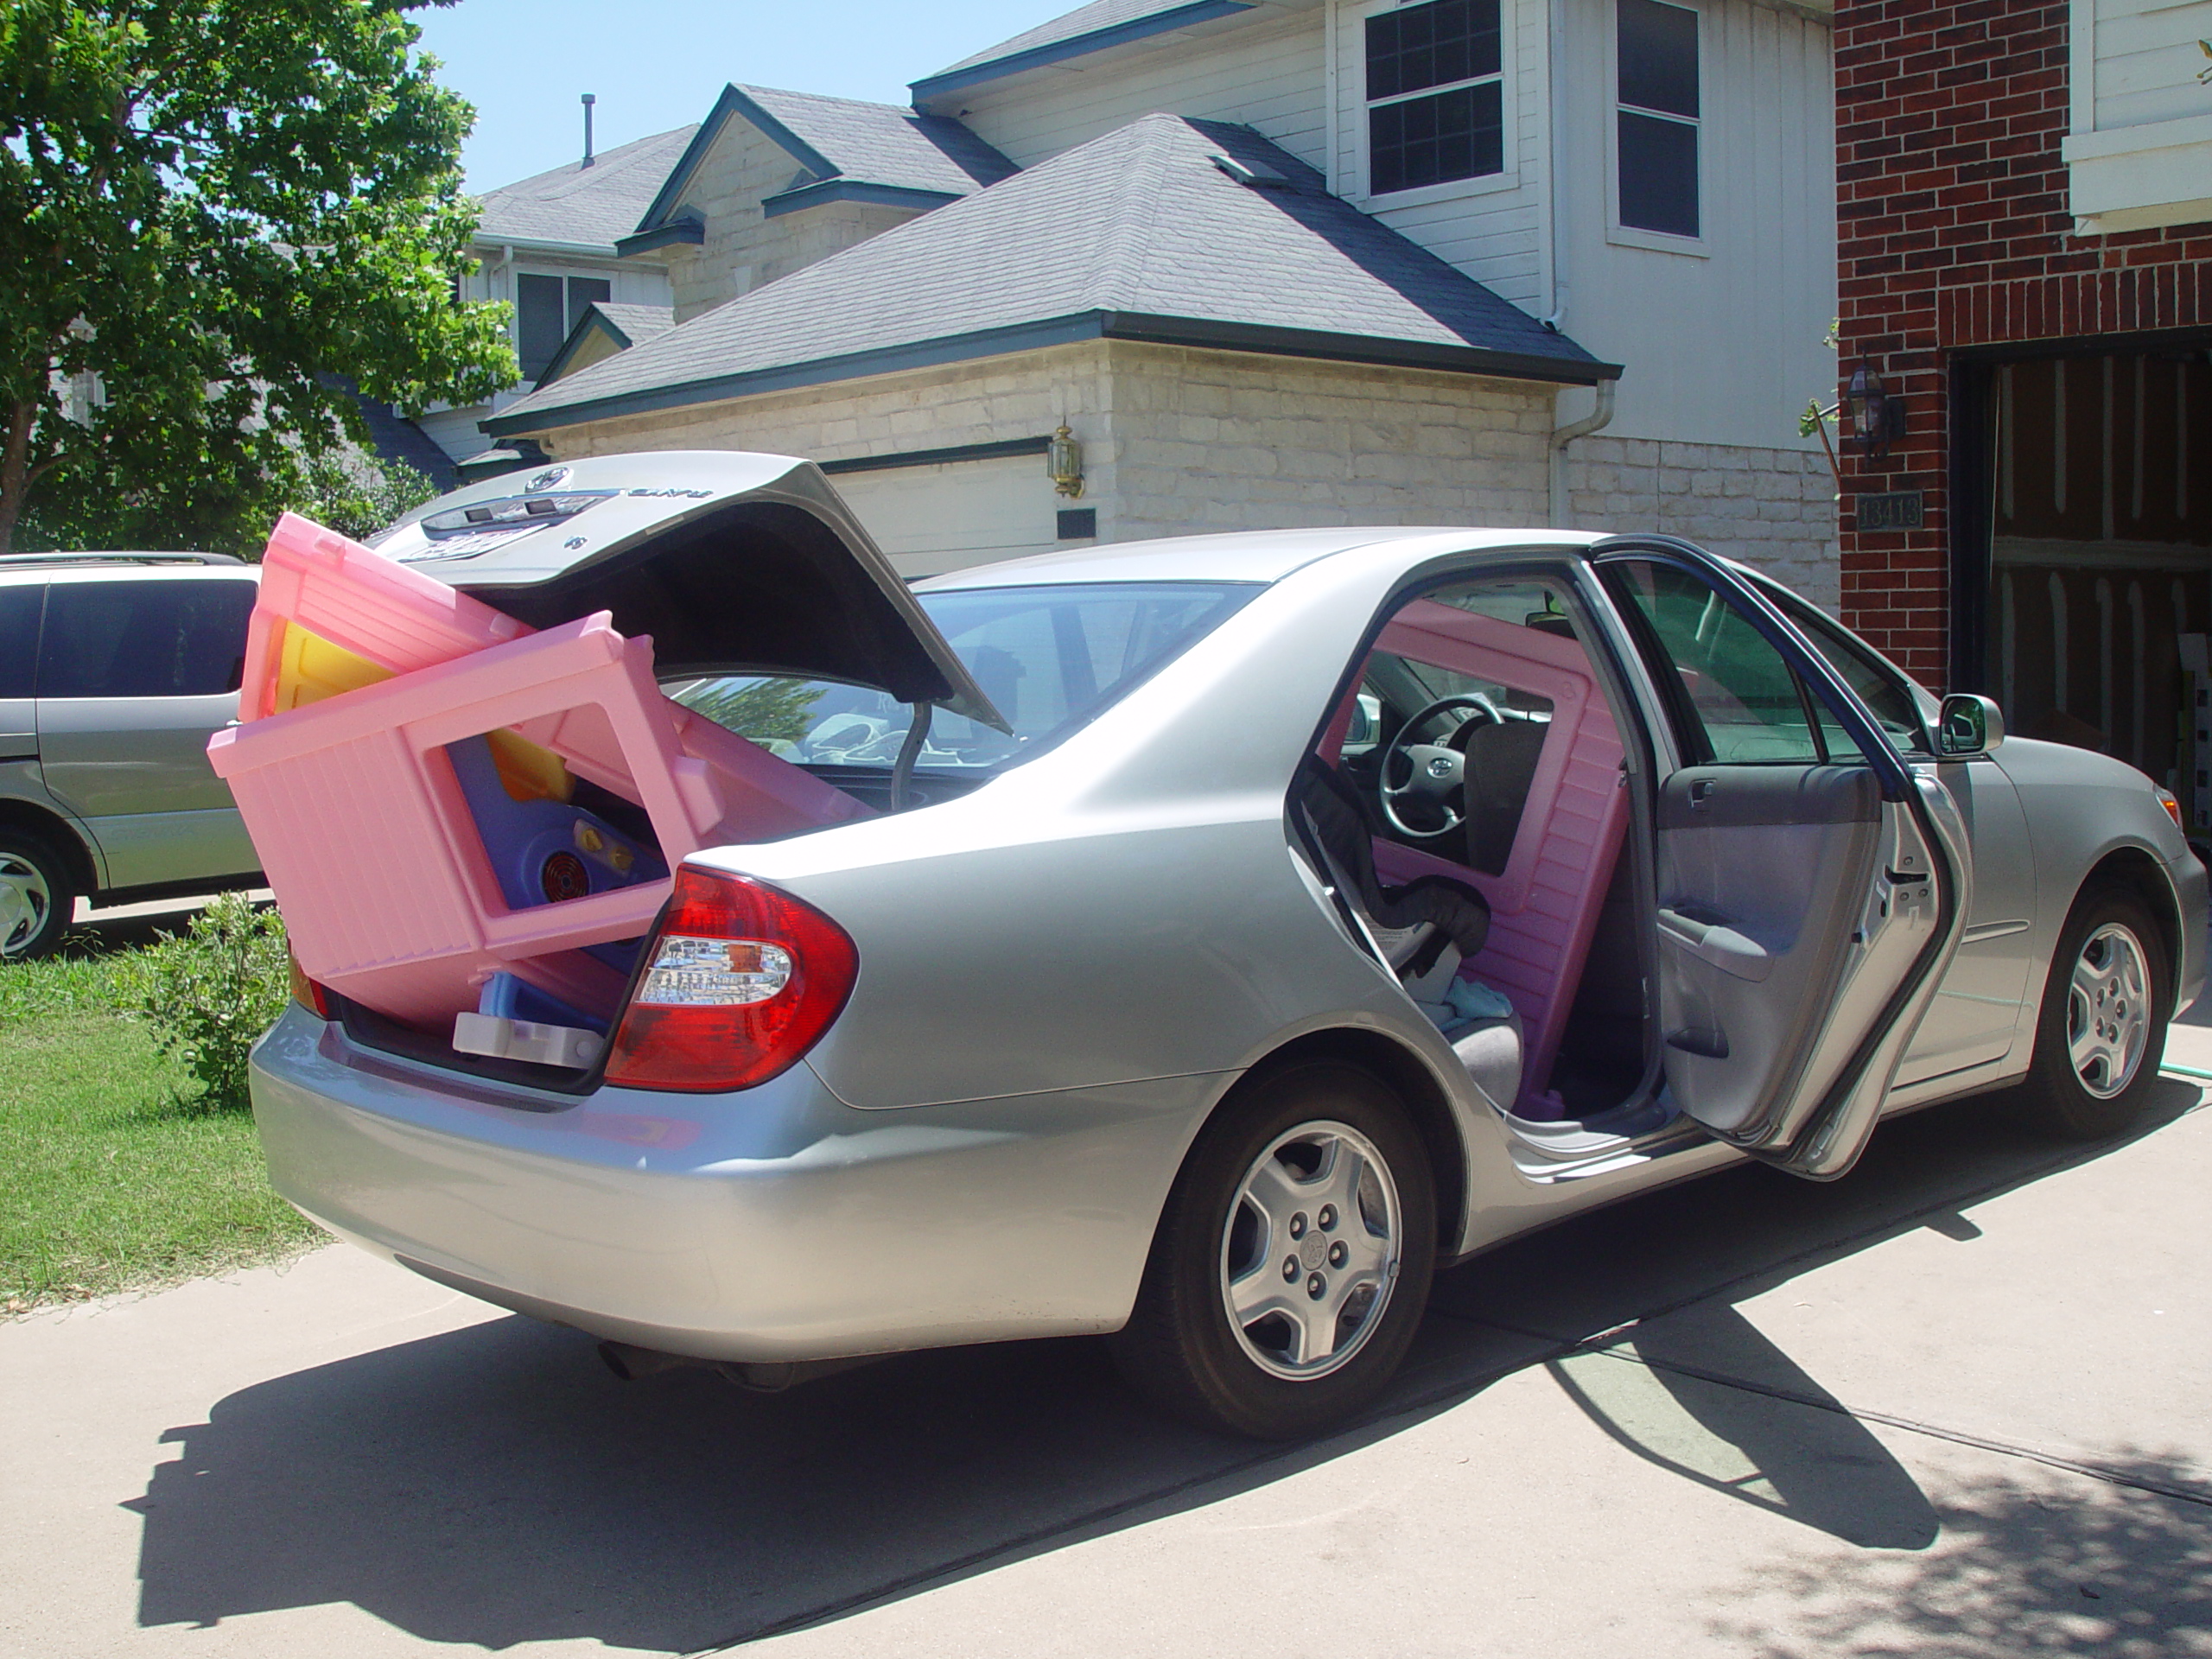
828;456;1069;580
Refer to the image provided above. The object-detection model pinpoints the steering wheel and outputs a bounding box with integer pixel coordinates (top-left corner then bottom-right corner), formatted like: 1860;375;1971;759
1379;694;1500;840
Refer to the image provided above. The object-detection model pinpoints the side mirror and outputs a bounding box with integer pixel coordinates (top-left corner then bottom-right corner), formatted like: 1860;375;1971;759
1937;693;2005;757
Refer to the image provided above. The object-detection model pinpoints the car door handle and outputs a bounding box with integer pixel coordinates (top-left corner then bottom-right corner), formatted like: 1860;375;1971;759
1656;906;1772;981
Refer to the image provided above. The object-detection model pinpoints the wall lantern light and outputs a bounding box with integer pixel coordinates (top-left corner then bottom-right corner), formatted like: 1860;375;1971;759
1845;360;1906;459
1047;423;1084;498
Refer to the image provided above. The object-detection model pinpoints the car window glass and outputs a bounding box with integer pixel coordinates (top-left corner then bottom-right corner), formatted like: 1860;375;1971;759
671;582;1256;772
1608;561;1822;763
36;581;257;698
1769;591;1929;753
0;585;42;698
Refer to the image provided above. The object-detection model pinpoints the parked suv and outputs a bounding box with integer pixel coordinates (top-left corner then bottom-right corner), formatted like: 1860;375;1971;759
0;553;263;957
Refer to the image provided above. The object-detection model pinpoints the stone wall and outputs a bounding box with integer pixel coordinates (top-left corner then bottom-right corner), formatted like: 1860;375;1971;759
1103;343;1553;539
1558;437;1842;609
522;342;1840;604
529;342;1108;467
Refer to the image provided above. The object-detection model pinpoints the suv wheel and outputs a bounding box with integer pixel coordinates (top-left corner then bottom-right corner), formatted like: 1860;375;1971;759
0;831;74;960
1110;1062;1436;1440
2019;885;2168;1139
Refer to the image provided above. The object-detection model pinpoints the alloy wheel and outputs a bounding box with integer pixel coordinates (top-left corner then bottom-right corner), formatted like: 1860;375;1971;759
1218;1120;1402;1381
0;849;53;958
2067;921;2151;1100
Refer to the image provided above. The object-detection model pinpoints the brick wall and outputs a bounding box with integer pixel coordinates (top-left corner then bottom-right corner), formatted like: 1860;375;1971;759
1835;0;2212;687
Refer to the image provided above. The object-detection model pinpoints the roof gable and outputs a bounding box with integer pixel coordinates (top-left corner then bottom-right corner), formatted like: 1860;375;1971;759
629;84;1016;240
492;115;1613;438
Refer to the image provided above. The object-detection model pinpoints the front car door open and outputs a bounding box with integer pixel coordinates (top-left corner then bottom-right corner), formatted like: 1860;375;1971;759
1592;543;1970;1179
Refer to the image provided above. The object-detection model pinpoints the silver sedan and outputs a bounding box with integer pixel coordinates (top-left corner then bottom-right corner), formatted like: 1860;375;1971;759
249;454;2206;1440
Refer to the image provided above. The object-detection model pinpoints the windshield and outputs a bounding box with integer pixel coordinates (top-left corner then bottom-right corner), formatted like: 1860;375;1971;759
670;581;1258;771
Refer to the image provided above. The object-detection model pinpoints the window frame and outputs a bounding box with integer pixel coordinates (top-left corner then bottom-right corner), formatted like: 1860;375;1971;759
512;270;618;383
1355;0;1519;210
1605;0;1709;257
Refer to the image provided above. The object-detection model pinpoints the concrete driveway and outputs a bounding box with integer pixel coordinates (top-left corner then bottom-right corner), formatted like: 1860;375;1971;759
5;1043;2209;1658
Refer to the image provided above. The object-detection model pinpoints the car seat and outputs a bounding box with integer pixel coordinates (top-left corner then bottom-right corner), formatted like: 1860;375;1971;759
1292;756;1491;976
1460;718;1548;874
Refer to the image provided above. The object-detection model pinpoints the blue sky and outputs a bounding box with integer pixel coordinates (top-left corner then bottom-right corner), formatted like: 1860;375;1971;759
410;1;1059;190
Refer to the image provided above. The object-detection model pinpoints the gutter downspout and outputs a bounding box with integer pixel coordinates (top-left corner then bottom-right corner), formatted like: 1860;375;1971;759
1549;378;1616;529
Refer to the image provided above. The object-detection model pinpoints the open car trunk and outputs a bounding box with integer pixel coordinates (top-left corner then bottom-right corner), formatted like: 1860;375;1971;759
211;452;1001;1087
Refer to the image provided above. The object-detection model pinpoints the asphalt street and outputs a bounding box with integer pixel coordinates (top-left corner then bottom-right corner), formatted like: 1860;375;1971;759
3;1008;2208;1657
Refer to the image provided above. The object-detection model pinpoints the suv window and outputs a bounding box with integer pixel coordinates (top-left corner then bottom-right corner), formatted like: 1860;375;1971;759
0;586;41;698
37;581;256;698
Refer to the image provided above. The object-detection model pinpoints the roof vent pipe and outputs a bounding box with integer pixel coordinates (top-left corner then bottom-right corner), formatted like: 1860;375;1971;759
1548;378;1617;529
582;93;596;168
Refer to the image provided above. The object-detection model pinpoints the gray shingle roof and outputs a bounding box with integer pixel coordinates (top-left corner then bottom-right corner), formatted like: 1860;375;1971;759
737;86;1017;194
489;116;1612;438
588;302;677;348
474;126;699;251
919;0;1254;93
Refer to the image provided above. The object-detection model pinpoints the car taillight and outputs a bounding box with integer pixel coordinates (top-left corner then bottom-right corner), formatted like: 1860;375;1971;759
2158;786;2184;828
288;947;330;1020
603;866;858;1093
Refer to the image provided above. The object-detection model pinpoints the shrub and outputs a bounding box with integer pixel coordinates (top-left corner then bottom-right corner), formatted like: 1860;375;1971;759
127;895;291;1111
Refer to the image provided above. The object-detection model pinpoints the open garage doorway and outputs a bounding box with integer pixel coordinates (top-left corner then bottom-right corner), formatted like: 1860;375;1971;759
1963;337;2212;817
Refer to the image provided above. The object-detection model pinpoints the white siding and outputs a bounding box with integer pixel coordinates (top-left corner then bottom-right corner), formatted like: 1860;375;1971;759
954;5;1331;169
2088;0;2212;130
1330;0;1551;310
1550;0;1834;452
2063;0;2212;233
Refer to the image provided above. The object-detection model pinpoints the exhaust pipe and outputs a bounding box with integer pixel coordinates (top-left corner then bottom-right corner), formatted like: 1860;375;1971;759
597;1340;697;1382
598;1339;886;1392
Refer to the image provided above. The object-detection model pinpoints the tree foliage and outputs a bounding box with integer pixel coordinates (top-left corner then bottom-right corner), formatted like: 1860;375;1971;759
0;0;515;556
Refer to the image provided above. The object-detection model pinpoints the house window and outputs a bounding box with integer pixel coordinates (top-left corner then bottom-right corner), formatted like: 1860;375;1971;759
1366;0;1503;196
1615;0;1700;238
515;274;613;380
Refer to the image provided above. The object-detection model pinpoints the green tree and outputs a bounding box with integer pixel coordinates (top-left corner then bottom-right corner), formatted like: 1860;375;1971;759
288;445;438;541
0;0;515;556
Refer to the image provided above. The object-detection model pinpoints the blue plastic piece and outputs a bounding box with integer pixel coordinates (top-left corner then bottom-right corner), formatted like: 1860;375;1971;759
444;733;665;914
476;970;607;1035
1445;976;1516;1024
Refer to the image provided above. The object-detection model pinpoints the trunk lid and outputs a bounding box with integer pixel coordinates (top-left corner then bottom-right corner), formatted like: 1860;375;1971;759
371;451;1006;729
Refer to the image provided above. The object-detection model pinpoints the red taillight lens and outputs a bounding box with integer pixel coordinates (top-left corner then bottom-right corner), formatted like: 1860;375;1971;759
288;947;331;1020
603;866;858;1093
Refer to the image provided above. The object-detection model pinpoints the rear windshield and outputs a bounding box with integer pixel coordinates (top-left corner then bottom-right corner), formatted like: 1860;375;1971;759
671;581;1257;772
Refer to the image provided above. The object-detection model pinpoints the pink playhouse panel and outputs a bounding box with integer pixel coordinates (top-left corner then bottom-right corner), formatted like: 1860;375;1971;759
241;513;531;721
212;618;714;1028
1351;601;1628;1115
240;512;870;842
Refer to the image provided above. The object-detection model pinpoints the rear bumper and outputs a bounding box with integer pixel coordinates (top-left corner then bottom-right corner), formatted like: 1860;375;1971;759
251;1005;1217;1363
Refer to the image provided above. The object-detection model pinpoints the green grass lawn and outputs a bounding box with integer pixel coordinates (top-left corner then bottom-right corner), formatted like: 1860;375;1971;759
0;940;320;1313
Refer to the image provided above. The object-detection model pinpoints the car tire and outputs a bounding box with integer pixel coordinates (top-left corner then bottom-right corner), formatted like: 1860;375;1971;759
0;830;76;960
2018;884;2169;1140
1109;1061;1436;1440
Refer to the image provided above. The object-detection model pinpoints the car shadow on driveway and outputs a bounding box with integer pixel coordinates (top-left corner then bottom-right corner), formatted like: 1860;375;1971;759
125;1080;2202;1653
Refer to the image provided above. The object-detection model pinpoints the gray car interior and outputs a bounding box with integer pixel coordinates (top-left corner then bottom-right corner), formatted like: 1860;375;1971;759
1651;764;1884;1133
